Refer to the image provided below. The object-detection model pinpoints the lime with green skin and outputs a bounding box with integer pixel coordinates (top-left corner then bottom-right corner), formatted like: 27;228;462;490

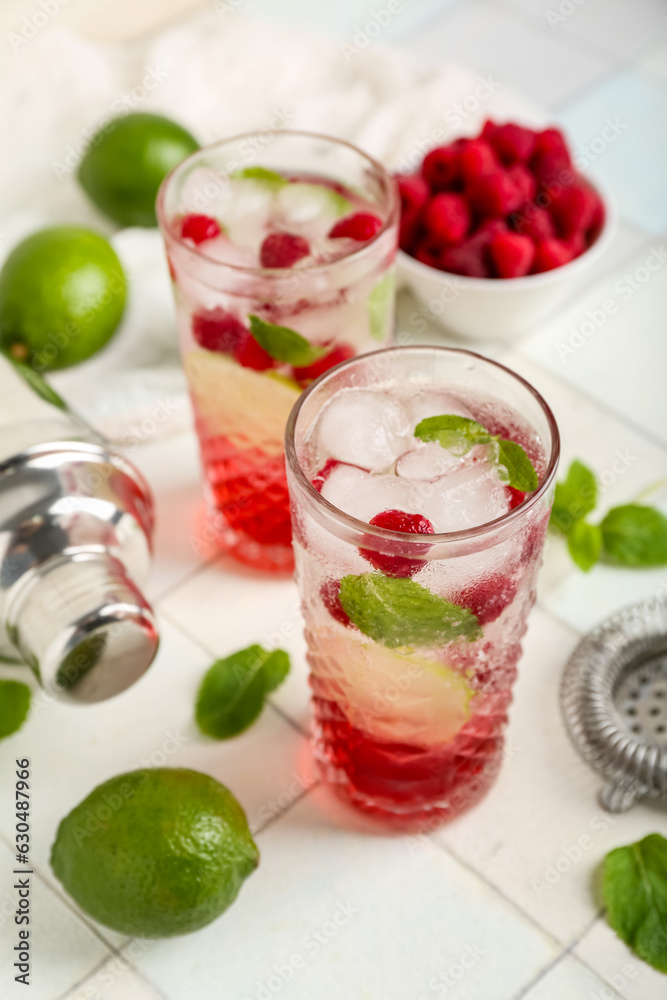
50;768;259;938
0;226;126;371
78;112;199;227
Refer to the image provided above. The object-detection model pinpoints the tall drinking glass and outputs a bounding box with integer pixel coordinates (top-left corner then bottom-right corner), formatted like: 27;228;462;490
157;131;398;573
285;346;559;830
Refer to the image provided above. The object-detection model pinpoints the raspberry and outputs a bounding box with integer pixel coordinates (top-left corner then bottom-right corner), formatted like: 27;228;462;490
192;308;247;353
507;487;526;510
234;333;275;370
488;123;536;165
550;181;599;239
460;140;498;182
328;213;383;241
260;232;310;268
311;458;339;493
293;342;355;385
422;193;470;246
467;169;524;219
180;213;221;244
454;573;518;625
422;141;464;190
530;128;572;184
399;209;421;253
532;238;574;273
488;232;535;279
507;164;537;204
415;244;442;268
437;220;505;278
359;509;434;578
320;579;353;627
509;204;555;242
397;174;429;215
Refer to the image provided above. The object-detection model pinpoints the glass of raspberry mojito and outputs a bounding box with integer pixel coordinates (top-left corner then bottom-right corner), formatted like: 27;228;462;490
285;346;559;830
157;131;399;573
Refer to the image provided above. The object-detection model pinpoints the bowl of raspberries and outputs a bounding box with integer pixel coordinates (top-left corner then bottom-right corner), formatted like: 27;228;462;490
397;120;615;340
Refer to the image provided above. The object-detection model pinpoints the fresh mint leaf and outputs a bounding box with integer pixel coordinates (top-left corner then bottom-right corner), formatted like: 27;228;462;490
600;505;667;567
497;439;539;492
195;644;291;739
414;415;492;454
262;649;291;693
603;833;667;973
550;459;597;534
248;315;327;367
566;519;602;572
339;573;482;648
415;414;538;491
367;272;395;341
231;166;287;189
10;360;67;411
0;680;31;740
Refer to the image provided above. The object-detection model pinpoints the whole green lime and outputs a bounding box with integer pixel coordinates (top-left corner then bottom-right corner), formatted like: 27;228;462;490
50;768;259;938
0;227;126;371
78;112;199;227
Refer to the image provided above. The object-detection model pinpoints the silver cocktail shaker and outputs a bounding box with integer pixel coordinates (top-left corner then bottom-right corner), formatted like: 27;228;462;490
0;358;159;703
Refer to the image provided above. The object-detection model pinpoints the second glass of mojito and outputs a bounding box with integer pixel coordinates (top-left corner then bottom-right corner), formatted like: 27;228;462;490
286;346;559;830
158;131;398;573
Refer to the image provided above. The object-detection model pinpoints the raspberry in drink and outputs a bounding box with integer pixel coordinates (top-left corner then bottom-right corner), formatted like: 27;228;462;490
157;132;399;572
285;347;559;830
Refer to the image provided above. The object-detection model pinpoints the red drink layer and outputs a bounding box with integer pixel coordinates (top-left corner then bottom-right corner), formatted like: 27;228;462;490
288;369;556;830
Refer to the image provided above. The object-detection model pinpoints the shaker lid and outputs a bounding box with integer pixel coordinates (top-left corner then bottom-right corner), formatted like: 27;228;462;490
561;598;667;812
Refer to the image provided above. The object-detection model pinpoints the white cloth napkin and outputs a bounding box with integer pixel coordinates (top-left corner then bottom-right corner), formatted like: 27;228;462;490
0;9;543;438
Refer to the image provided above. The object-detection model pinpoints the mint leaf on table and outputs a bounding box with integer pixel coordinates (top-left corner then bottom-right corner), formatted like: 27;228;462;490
414;414;538;492
339;572;482;648
496;439;539;492
550;459;597;534
231;166;287;189
567;519;602;572
603;833;667;973
0;680;31;740
195;644;291;740
248;315;327;367
10;360;67;411
600;505;667;567
367;272;395;341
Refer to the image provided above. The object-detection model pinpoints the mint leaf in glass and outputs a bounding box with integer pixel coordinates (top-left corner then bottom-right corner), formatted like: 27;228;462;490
231;166;287;189
339;572;482;648
248;315;327;367
195;644;291;739
603;833;667;973
414;415;492;454
550;459;597;534
414;414;538;491
566;519;602;572
600;505;667;567
0;680;31;740
367;272;395;341
496;439;539;492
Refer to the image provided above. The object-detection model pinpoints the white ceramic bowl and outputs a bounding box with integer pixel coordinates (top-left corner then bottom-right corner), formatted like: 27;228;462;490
397;180;616;341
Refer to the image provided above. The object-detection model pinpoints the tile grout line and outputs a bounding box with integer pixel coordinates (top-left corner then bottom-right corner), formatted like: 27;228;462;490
432;836;569;953
491;0;628;75
265;697;310;739
150;551;221;606
51;953;115;1000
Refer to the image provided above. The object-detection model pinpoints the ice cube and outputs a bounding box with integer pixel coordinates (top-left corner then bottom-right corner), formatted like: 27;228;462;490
406;389;475;430
275;182;352;228
395;442;463;481
422;461;509;532
323;469;424;523
313;388;411;472
201;234;258;268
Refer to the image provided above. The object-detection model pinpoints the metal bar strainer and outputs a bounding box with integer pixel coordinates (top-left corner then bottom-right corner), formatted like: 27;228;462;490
561;597;667;813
